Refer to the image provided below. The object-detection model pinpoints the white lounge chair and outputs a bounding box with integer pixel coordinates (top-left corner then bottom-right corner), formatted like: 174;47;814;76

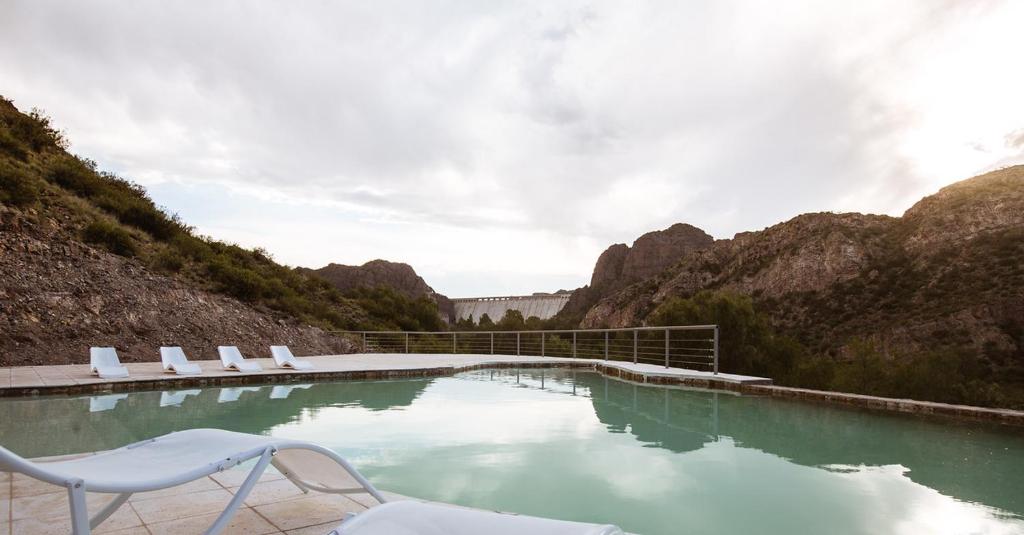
330;500;625;535
0;428;386;535
88;394;128;413
270;384;313;399
89;347;129;379
218;346;263;372
217;386;262;403
159;389;202;407
159;346;202;375
271;345;315;370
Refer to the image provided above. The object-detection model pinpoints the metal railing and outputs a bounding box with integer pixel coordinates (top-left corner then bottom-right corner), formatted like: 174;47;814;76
335;325;719;374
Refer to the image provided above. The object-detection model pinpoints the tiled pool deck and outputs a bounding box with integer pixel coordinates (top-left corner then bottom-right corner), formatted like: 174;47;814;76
0;353;770;396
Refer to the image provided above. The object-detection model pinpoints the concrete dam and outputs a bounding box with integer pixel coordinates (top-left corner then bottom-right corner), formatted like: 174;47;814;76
451;294;571;323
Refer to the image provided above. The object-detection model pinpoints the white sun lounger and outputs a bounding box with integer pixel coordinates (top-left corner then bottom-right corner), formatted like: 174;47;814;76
218;346;263;372
160;346;203;375
0;428;386;535
330;500;625;535
217;386;262;403
88;394;128;413
89;347;129;379
159;389;202;407
270;384;313;399
270;345;315;370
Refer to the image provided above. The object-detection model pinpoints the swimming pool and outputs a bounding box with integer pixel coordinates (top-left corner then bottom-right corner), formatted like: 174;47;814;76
1;368;1022;535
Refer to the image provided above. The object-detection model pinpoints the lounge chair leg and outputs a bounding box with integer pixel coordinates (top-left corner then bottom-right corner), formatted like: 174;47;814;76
204;447;275;535
89;492;132;530
66;478;90;535
272;457;311;495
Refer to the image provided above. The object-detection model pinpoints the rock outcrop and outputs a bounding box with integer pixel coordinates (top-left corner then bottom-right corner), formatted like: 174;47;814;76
307;260;454;322
560;223;713;323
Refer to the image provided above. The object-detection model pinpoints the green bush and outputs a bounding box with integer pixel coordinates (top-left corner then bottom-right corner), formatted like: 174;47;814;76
648;290;805;379
206;256;268;301
46;155;103;197
345;286;445;331
171;234;214;262
151;247;184;273
0;160;39;206
0;127;28;160
0;104;67;151
82;220;137;257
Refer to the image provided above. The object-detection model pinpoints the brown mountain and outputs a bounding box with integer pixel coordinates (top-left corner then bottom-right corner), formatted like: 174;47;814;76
568;166;1024;366
304;260;455;322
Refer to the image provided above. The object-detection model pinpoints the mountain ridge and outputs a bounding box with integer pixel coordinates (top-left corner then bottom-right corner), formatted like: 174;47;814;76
564;165;1023;363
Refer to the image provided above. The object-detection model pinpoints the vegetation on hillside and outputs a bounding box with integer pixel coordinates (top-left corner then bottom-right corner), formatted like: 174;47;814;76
648;291;1022;409
0;97;439;332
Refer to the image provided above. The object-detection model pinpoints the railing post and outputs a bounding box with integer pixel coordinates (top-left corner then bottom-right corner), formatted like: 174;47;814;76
572;331;577;359
604;331;609;361
516;332;521;356
633;329;638;364
664;328;670;369
405;332;409;354
541;333;545;357
453;332;457;354
362;332;367;353
490;332;494;354
713;325;720;375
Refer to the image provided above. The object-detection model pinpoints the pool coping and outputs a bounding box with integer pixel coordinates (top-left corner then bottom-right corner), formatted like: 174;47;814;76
2;356;1022;426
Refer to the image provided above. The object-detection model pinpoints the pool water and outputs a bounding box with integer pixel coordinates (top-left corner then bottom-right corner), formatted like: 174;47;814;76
1;368;1022;535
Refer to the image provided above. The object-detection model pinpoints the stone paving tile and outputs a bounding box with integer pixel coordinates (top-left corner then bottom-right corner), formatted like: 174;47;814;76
230;479;307;507
284;520;343;535
131;488;234;525
10;474;62;499
94;528;150;535
209;469;284;488
10;498;142;534
146;508;279;535
345;492;386;509
253;493;363;531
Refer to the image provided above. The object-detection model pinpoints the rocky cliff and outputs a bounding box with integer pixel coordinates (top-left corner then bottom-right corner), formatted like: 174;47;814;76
305;260;454;322
574;166;1024;366
559;223;714;324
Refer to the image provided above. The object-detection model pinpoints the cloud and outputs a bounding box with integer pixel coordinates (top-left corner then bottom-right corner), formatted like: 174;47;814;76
1;0;1022;295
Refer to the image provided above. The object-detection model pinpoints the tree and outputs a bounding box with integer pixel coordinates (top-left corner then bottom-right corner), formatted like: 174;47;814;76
497;309;526;331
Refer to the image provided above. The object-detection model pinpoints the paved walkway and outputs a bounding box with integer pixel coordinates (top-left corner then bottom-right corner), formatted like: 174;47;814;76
0;353;771;394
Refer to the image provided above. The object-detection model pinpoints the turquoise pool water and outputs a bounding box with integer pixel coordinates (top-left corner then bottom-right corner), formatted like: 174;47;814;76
1;368;1022;535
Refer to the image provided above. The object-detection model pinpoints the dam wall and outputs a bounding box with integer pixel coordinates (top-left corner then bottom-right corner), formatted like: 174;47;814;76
451;294;571;323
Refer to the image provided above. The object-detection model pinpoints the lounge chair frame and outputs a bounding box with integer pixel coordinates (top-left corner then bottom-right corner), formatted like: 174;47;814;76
0;429;386;535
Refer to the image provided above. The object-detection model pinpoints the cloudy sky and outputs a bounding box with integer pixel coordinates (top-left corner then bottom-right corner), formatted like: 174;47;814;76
2;1;1022;296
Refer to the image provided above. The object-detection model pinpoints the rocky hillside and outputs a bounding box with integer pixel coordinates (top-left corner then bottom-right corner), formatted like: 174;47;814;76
570;166;1024;365
304;260;455;322
0;97;387;365
0;205;354;366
